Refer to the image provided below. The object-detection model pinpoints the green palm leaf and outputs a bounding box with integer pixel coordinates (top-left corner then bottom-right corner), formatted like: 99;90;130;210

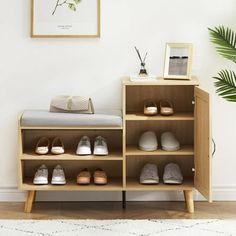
213;70;236;102
208;26;236;63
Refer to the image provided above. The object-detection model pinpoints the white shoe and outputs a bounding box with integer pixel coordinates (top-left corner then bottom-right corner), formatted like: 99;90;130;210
139;131;158;151
33;164;48;185
76;136;91;155
51;137;65;155
161;131;180;151
35;137;50;155
93;136;108;156
51;165;66;185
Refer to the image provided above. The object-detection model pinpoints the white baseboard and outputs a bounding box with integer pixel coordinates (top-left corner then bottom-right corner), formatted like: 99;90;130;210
0;186;235;202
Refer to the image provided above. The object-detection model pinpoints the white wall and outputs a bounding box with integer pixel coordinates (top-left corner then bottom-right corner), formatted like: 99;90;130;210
1;0;236;201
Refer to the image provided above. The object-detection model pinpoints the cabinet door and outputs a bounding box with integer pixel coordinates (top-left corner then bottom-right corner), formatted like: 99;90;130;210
194;87;212;202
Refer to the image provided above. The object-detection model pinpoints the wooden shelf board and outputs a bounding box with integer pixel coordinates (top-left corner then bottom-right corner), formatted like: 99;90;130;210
21;178;123;191
21;151;123;161
126;177;194;191
126;145;194;156
125;112;194;121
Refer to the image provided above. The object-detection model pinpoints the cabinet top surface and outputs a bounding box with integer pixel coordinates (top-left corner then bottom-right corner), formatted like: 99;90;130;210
122;76;200;86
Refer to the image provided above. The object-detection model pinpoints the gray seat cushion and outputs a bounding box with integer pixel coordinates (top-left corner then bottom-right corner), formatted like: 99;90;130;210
21;110;122;127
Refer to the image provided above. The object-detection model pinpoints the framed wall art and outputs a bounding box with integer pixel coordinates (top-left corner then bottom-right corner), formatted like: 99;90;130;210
163;43;193;80
31;0;100;38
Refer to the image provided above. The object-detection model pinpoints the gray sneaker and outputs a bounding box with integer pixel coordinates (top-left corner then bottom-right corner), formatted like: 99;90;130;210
163;163;183;184
51;165;66;185
33;164;48;185
140;163;159;184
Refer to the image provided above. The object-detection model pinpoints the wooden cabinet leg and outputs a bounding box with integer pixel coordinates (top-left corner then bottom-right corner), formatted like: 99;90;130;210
183;190;194;213
24;191;36;213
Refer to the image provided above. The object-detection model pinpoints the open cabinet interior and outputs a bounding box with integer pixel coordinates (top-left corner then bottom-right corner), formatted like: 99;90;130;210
123;77;211;204
126;85;195;114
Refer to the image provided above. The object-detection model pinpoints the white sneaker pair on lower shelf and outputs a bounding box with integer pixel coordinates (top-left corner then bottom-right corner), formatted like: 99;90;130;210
33;164;66;185
140;163;183;185
76;136;108;156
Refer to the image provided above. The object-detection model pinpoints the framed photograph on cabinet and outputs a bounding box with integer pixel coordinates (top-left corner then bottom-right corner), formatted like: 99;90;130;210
163;43;193;80
31;0;100;38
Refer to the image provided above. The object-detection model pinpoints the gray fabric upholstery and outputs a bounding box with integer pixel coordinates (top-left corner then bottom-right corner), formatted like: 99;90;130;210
21;110;122;127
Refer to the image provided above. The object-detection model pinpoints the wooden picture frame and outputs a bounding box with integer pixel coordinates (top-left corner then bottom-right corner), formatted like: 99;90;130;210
164;43;193;80
31;0;100;38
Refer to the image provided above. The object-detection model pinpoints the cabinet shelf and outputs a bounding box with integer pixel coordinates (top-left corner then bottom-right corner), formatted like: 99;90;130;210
126;177;194;191
126;145;194;156
22;178;123;191
21;150;123;161
125;112;194;121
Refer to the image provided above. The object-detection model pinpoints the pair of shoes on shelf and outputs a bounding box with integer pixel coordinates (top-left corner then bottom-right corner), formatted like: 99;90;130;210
76;136;108;156
77;168;108;185
35;137;64;155
140;163;183;185
33;164;66;185
139;131;180;152
144;100;174;116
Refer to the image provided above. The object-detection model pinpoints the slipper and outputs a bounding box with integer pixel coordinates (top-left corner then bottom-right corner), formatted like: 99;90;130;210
77;169;91;185
161;131;180;151
35;137;50;155
144;100;158;116
140;163;159;184
51;137;65;155
93;169;108;185
163;163;183;185
139;131;158;151
160;100;174;116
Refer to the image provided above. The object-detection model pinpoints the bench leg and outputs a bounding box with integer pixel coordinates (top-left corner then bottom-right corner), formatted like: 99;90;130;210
24;191;36;213
184;190;194;213
122;191;126;209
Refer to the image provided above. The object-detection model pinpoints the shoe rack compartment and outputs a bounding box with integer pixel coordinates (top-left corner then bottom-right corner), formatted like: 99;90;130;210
19;128;124;193
21;160;123;191
21;129;123;160
126;156;194;191
125;85;194;119
126;120;194;156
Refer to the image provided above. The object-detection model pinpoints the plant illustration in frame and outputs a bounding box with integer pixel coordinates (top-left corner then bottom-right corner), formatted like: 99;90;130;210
31;0;100;38
52;0;82;15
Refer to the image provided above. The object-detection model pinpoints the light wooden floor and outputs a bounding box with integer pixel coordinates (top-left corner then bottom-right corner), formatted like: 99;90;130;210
0;202;235;219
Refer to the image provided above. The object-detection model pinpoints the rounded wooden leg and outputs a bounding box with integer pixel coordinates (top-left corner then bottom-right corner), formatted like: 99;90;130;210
24;191;36;213
184;190;194;213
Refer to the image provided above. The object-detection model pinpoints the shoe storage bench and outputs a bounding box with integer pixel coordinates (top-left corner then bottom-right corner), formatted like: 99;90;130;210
18;77;211;214
18;110;124;213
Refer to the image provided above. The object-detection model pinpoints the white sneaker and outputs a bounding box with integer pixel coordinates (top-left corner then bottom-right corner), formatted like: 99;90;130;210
51;165;66;185
93;136;108;156
76;136;91;155
33;164;48;185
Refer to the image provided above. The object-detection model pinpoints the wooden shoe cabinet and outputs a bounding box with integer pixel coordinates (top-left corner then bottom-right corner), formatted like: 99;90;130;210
18;77;211;213
122;77;212;213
